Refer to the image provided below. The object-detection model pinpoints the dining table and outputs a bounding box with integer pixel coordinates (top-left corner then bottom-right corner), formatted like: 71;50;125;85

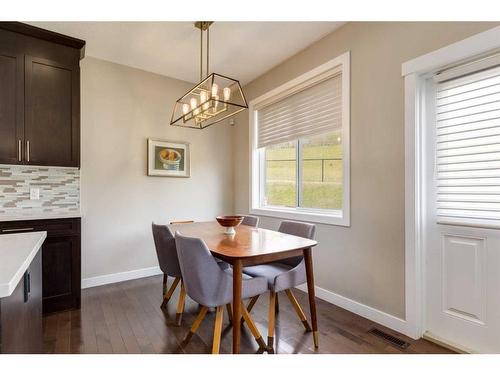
168;220;319;354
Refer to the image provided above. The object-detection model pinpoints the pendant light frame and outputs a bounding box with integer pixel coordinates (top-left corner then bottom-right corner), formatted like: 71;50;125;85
170;22;248;129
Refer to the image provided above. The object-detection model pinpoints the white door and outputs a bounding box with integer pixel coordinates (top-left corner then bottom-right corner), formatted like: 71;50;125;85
424;61;500;353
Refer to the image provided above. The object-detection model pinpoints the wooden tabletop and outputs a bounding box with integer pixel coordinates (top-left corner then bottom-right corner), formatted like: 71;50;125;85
168;221;317;265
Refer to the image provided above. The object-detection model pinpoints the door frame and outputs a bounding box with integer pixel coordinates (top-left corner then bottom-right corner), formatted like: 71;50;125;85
402;26;500;340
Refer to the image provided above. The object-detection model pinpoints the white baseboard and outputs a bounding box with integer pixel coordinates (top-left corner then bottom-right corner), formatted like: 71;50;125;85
296;284;409;337
82;266;162;289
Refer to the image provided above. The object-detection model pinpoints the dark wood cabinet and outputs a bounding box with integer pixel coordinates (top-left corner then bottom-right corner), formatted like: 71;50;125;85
0;47;23;165
25;56;80;167
42;234;81;313
0;218;81;314
0;22;84;168
0;249;42;354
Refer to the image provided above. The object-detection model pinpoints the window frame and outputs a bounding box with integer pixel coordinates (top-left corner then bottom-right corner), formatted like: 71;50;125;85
249;51;351;226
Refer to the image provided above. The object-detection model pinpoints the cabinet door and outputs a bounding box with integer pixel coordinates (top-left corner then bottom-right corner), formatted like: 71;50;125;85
0;268;26;353
0;48;23;164
24;56;80;167
26;248;43;353
42;235;81;314
0;250;42;354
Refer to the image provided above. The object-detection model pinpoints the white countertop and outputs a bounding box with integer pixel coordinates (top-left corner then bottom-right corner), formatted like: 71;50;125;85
0;212;82;222
0;231;47;298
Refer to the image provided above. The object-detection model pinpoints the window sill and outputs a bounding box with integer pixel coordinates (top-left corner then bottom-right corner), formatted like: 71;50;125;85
250;206;350;227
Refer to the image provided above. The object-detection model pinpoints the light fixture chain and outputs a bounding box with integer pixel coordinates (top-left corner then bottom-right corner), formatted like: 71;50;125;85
206;25;210;77
200;26;203;81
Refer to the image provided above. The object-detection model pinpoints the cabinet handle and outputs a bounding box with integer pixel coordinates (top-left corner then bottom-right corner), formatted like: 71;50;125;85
1;227;34;233
23;270;30;303
26;140;30;162
18;139;22;162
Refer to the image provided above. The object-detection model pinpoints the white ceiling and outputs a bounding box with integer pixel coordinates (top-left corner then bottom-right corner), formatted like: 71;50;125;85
28;22;344;84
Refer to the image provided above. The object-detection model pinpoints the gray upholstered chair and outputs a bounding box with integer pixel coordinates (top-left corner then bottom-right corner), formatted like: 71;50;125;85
170;220;230;271
240;215;259;227
151;222;187;325
175;232;269;354
242;220;316;353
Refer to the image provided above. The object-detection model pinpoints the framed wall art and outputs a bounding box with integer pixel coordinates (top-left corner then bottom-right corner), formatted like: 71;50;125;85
147;139;190;177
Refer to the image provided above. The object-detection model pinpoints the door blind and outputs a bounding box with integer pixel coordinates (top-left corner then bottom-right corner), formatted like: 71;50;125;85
436;65;500;227
257;73;342;148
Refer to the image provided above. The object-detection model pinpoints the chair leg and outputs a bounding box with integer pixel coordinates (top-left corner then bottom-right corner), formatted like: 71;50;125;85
161;276;180;309
267;291;276;354
212;306;224;354
226;303;233;325
241;302;267;352
275;293;280;314
285;289;312;332
175;280;187;326
162;274;168;295
241;295;260;325
183;306;208;344
247;295;259;313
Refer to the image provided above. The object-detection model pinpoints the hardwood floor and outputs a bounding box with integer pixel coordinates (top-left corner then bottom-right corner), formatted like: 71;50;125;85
42;275;454;354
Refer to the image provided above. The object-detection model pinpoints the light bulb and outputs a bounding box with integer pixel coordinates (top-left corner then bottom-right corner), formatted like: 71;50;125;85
337;136;341;143
194;108;200;115
213;95;219;111
223;87;231;101
200;90;208;104
211;83;219;97
190;97;197;110
202;101;210;111
182;103;190;114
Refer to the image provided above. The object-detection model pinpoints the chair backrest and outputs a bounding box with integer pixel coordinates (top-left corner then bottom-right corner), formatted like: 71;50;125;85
241;215;259;227
174;232;232;307
170;220;194;224
278;220;316;267
151;223;182;277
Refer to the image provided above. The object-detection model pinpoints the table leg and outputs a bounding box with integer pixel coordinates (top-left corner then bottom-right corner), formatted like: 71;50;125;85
303;248;319;348
232;259;242;354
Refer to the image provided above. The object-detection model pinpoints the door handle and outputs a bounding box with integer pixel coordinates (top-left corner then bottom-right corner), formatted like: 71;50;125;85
1;227;34;233
26;140;30;162
18;139;22;162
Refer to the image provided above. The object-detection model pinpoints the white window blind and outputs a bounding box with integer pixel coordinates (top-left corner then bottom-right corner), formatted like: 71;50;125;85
257;73;342;148
435;64;500;228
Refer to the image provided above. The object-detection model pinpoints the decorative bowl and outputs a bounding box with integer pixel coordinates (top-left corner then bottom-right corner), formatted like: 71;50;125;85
158;149;181;170
216;215;244;235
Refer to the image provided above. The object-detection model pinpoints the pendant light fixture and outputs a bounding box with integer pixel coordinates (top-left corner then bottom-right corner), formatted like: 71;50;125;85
170;22;248;129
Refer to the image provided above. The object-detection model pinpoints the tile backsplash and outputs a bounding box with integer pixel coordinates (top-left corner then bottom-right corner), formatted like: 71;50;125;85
0;165;80;219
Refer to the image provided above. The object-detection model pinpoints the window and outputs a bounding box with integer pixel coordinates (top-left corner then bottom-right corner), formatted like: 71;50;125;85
250;52;350;226
264;140;297;207
263;133;343;210
434;59;500;228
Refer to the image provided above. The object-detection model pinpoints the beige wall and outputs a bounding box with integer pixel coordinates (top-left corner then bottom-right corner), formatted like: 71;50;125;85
81;57;234;280
233;22;499;318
